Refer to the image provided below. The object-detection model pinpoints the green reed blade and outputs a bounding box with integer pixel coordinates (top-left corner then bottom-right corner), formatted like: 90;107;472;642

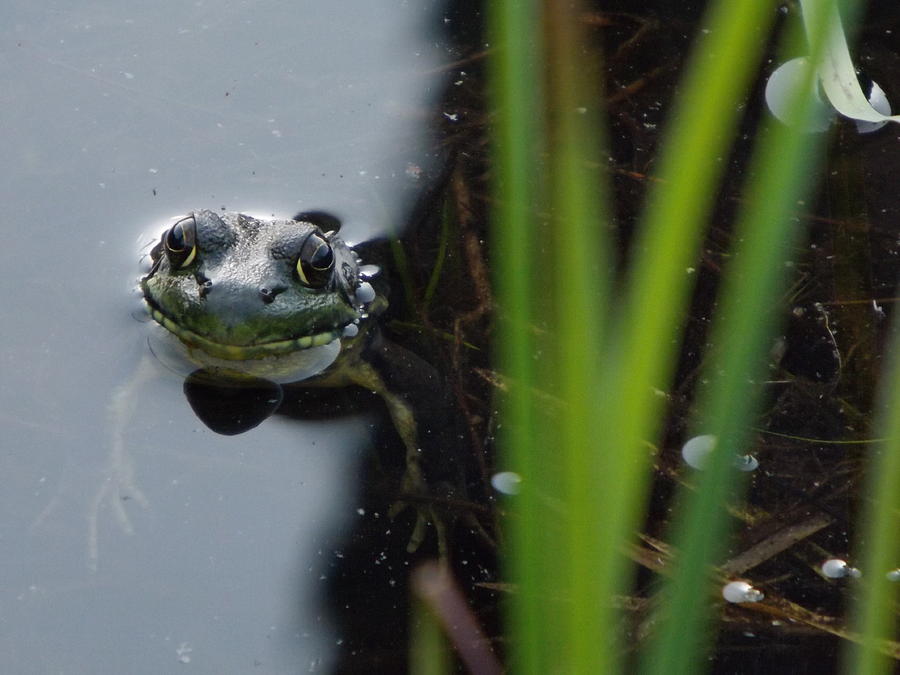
544;1;612;670
593;0;781;650
845;320;900;674
487;1;545;672
641;2;844;672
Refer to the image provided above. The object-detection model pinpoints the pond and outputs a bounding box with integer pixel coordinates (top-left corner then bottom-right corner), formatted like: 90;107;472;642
0;1;458;672
6;0;900;672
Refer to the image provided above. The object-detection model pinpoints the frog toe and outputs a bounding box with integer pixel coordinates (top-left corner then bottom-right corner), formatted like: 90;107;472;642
406;510;429;553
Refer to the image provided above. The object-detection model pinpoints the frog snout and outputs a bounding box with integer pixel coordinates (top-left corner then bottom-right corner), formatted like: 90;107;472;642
201;278;287;322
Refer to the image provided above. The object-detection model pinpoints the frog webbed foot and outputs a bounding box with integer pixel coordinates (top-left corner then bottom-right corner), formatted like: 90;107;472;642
351;356;464;559
88;442;149;569
389;496;452;560
385;456;454;559
86;360;152;570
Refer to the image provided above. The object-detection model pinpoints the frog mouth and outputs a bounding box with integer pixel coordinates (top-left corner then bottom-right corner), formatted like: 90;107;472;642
145;302;346;361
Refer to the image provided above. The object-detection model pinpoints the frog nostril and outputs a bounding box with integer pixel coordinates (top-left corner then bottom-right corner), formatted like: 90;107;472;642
196;274;213;299
259;284;287;304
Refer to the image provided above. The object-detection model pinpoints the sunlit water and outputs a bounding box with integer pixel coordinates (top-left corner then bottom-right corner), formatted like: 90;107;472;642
0;1;447;671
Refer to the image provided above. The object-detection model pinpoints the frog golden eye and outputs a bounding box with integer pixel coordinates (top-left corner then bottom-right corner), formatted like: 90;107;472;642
296;232;334;287
163;216;197;268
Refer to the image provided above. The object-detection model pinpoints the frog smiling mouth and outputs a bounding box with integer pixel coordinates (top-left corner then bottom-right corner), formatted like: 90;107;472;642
144;298;346;361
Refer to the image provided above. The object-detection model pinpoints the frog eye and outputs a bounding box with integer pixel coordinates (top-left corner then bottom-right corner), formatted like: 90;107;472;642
163;216;197;269
296;232;334;287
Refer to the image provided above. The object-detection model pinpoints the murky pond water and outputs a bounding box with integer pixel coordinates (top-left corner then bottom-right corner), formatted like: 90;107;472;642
1;1;451;672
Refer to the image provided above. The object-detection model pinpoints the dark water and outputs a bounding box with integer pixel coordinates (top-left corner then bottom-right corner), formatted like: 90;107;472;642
598;2;900;672
0;1;451;672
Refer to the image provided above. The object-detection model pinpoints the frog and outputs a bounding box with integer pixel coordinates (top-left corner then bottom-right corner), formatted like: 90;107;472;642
140;208;464;554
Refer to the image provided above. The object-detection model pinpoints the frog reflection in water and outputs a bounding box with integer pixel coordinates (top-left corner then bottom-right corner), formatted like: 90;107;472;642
140;209;463;554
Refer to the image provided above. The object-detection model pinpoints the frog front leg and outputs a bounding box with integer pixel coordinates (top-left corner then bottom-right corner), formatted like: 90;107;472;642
348;361;449;558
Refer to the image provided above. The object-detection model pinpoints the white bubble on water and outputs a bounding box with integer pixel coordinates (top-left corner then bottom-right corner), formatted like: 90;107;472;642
491;471;522;495
722;581;764;604
681;435;716;469
822;558;860;579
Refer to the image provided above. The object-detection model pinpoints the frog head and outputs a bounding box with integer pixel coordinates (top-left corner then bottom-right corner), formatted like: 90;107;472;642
141;210;376;364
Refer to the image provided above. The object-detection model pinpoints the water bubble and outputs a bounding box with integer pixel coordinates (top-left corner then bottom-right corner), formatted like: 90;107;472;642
722;581;764;603
682;435;759;472
491;471;522;495
764;57;832;132
359;264;381;280
886;569;900;582
681;435;716;469
355;281;376;304
733;454;759;472
821;558;861;579
342;323;359;338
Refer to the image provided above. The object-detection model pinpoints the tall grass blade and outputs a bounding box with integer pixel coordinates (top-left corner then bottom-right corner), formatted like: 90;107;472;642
640;9;834;674
591;0;782;653
487;1;546;672
491;0;612;671
544;0;612;670
844;320;900;673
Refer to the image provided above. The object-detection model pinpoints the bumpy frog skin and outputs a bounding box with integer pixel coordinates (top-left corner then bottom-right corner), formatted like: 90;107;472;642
142;210;377;364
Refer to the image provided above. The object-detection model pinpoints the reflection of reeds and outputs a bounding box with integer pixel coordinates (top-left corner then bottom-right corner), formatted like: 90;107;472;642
482;0;900;672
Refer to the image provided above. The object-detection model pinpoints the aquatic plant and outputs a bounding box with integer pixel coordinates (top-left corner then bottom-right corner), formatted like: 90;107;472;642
486;0;900;672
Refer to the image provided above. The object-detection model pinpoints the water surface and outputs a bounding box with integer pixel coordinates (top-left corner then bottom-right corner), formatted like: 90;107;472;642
1;1;446;671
